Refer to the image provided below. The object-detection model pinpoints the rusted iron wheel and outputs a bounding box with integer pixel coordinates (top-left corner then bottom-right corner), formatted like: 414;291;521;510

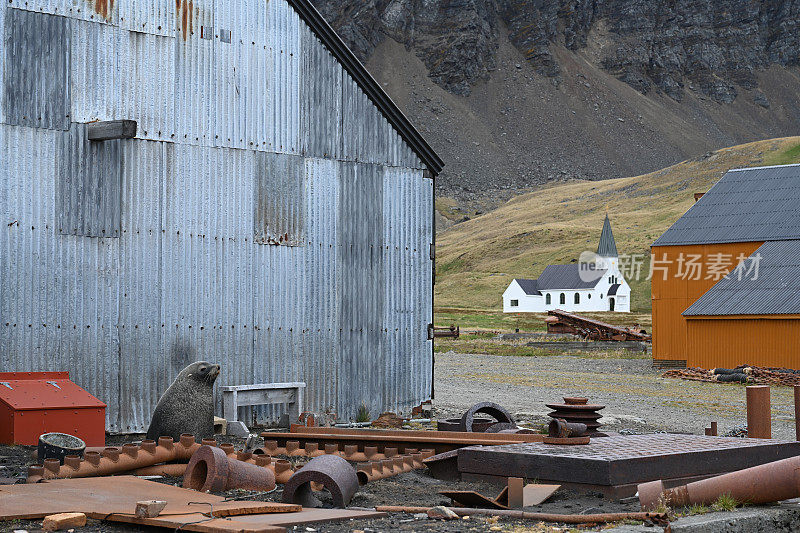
282;454;359;508
459;402;515;432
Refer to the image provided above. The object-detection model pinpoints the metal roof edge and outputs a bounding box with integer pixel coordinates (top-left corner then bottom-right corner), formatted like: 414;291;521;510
286;0;444;176
728;163;800;172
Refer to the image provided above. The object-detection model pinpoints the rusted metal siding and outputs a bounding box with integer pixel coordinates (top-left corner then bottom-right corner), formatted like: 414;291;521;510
0;0;435;432
651;242;764;362
687;317;800;369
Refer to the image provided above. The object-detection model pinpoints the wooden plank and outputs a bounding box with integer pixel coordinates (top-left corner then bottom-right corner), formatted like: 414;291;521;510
87;120;137;141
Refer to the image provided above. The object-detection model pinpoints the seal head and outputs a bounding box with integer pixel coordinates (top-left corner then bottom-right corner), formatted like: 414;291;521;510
146;361;220;441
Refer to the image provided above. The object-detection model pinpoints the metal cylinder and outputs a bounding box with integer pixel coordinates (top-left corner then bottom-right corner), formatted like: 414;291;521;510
548;419;588;438
746;385;771;439
183;445;276;493
639;455;800;510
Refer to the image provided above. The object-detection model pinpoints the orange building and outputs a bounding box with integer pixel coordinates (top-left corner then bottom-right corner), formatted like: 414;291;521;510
651;164;800;369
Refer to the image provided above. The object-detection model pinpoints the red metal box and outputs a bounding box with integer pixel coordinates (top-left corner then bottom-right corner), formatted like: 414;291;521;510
0;372;106;446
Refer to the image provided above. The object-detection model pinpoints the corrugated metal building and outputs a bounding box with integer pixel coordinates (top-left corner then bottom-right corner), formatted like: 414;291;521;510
0;0;444;432
651;164;800;369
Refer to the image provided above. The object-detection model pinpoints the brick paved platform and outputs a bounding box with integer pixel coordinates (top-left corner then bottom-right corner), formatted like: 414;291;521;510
458;435;800;497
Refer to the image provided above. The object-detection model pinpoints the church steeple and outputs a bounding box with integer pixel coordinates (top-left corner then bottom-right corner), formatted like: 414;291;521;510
597;214;618;258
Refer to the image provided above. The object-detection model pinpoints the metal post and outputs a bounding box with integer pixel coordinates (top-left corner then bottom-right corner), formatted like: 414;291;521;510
746;385;771;439
794;386;800;441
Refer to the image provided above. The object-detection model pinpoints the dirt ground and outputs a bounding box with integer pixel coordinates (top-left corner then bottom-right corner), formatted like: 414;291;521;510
434;351;798;440
2;352;794;532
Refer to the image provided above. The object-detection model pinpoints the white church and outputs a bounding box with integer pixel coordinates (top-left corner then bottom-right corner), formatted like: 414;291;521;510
502;215;631;313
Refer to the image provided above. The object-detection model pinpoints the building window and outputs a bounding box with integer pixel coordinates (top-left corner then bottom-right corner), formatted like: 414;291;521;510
546;294;551;305
510;299;519;307
560;293;566;305
574;293;580;304
600;294;604;299
588;294;592;299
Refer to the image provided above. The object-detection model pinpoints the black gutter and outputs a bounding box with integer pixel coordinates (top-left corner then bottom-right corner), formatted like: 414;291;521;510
286;0;444;177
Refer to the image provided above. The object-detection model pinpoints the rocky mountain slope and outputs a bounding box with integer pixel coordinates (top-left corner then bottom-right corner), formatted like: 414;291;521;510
312;0;800;207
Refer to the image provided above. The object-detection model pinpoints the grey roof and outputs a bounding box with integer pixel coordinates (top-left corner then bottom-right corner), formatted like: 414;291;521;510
597;214;618;257
684;240;800;316
536;264;606;290
608;284;621;296
513;279;541;296
653;164;800;247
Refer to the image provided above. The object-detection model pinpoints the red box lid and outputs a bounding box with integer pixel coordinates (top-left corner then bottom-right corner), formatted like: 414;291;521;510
0;373;106;410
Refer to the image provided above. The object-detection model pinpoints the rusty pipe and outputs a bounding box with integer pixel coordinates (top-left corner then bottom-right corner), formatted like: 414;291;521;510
638;455;800;510
356;452;431;484
184;445;276;492
373;506;667;525
746;385;771;439
27;435;202;482
129;463;188;477
548;419;587;438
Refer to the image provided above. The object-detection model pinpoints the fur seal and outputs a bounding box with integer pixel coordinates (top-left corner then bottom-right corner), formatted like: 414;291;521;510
146;361;220;441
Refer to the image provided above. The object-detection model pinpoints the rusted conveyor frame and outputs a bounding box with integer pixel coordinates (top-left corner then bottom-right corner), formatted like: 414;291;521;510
266;427;544;455
547;310;651;342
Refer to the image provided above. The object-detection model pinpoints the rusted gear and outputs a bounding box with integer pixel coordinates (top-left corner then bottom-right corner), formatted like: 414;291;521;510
459;402;515;432
282;454;359;508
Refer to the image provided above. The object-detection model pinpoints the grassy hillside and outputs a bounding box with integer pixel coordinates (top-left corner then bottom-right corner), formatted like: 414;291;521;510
435;137;800;315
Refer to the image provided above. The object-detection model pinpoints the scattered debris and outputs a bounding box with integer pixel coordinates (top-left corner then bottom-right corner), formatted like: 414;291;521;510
664;365;800;387
427;506;460;520
423;449;461;481
42;512;86;532
545;310;651;341
37;433;86;466
375;505;668;525
371;412;405;429
437;417;496;432
134;500;167;518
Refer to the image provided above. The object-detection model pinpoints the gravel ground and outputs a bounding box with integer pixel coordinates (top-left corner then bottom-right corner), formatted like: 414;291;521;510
433;351;798;440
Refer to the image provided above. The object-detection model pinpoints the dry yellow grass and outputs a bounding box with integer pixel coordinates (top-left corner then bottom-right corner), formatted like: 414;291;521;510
436;137;800;314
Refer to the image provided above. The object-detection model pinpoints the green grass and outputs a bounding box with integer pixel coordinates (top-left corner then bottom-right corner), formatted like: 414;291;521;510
433;333;651;359
434;137;800;314
762;141;800;167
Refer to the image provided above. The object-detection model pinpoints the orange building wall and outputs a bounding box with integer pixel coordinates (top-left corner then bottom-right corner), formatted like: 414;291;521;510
650;242;764;364
686;316;800;369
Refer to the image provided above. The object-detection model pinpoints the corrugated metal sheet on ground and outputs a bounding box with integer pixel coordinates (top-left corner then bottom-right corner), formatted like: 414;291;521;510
654;165;800;246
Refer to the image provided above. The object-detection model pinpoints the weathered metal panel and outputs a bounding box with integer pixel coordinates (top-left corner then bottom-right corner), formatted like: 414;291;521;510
342;76;423;169
0;123;121;430
116;139;170;432
58;123;122;238
120;30;176;142
157;144;256;433
337;161;385;418
0;5;6;125
70;19;121;124
174;0;216;148
119;0;175;36
3;9;71;131
266;0;301;154
254;152;306;246
301;24;342;159
7;0;117;24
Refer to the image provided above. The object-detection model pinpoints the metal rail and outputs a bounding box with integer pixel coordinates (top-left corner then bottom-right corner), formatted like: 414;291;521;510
546;310;651;342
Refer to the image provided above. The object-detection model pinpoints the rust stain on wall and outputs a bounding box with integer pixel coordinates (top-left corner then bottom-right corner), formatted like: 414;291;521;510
87;0;115;19
176;0;195;40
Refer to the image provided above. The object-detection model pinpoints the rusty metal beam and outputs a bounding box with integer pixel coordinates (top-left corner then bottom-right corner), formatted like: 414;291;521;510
746;385;771;439
546;310;651;342
372;506;667;525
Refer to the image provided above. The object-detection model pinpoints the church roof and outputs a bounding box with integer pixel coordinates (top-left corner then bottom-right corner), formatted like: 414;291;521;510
513;279;541;295
597;214;618;257
537;264;606;290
